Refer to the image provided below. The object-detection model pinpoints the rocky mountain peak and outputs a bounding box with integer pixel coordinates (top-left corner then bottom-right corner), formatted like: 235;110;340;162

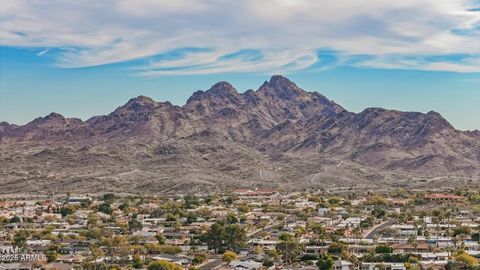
2;76;478;194
45;112;66;120
29;112;67;126
20;112;87;133
207;81;238;98
186;81;240;105
469;129;480;137
268;75;297;87
258;75;303;100
0;122;12;134
127;95;156;105
210;81;235;91
423;110;454;130
118;95;158;112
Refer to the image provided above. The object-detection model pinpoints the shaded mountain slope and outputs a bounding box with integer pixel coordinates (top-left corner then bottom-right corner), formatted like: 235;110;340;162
1;75;478;194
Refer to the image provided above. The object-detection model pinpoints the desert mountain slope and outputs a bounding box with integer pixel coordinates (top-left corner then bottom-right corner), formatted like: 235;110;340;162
1;75;478;194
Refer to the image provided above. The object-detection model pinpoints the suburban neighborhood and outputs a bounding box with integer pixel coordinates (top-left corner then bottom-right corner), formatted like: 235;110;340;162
0;188;479;270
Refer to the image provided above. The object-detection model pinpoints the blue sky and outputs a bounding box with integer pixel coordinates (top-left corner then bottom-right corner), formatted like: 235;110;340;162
1;0;479;130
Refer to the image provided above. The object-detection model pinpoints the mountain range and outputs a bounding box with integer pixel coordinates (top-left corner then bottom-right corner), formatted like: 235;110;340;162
1;75;479;194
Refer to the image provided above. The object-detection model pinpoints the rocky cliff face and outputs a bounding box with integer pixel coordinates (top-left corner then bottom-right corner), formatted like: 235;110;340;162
1;75;478;194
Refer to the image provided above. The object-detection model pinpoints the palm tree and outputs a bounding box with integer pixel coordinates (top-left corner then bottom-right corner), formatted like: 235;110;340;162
351;226;362;254
424;230;431;252
443;207;452;253
432;215;442;248
276;239;301;264
408;234;418;252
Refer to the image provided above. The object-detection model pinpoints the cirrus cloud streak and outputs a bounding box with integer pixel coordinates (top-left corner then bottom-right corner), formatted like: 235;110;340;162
1;0;479;74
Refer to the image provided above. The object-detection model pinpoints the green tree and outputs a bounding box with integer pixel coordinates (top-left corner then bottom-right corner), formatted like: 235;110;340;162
372;207;386;219
204;222;248;253
360;217;374;229
88;213;99;226
222;251;237;263
453;226;472;243
82;262;108;270
45;250;58;262
279;233;293;241
205;222;225;253
184;194;199;209
90;246;104;262
147;260;182;270
237;204;251;214
60;207;74;217
165;214;177;222
132;253;143;269
424;230;431;251
103;193;115;205
98;203;113;215
186;212;198;224
454;252;479;267
13;230;29;248
268;249;279;259
223;224;247;251
192;253;207;265
80;199;93;209
408;234;418;251
10;216;21;223
101;236;131;264
276;238;301;264
254;245;263;255
155;234;166;244
263;258;274;267
158;245;182;255
226;212;238;224
375;245;393;254
309;222;326;237
328;242;346;254
316;253;334;270
128;219;143;232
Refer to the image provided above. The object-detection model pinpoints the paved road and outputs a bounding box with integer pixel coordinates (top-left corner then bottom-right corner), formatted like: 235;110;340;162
364;220;395;239
199;259;225;270
248;221;283;238
198;255;224;270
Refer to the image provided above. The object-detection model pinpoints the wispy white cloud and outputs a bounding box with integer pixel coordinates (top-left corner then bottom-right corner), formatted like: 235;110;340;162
134;48;318;76
1;0;479;74
36;48;49;56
